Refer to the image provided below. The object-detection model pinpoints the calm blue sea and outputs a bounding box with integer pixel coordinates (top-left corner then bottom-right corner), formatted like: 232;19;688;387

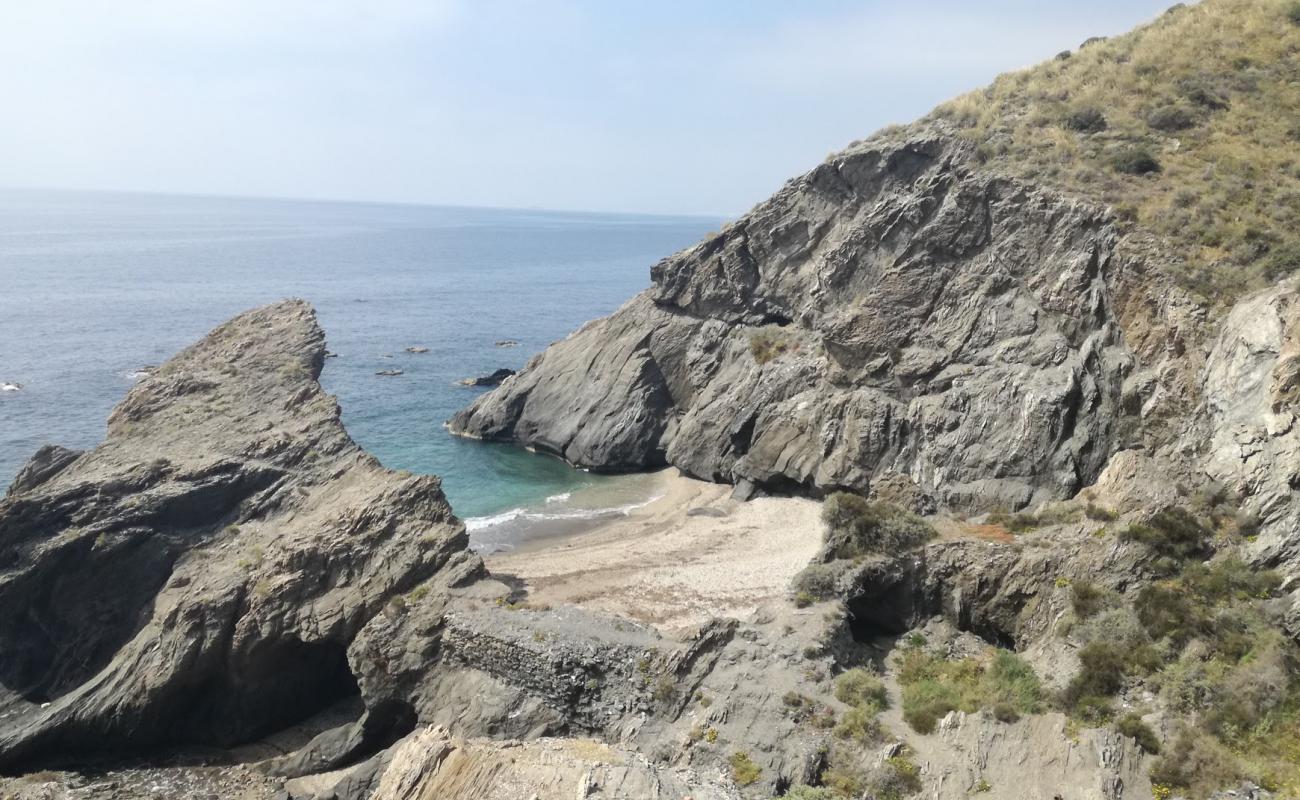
0;189;718;522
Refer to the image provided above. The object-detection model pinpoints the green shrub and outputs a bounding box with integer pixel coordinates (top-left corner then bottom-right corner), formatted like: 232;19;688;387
985;651;1044;714
1259;243;1300;282
986;510;1040;533
902;677;960;734
822;744;866;798
1182;557;1280;604
898;647;1043;733
834;704;884;742
1071;581;1111;620
1146;104;1197;132
1073;607;1150;652
1072;694;1116;725
878;756;923;799
1289;1;1300;25
821;493;935;558
992;701;1020;723
793;562;840;602
1117;713;1162;754
1111;147;1161;175
1149;727;1241;795
1177;74;1231;110
728;751;762;786
835;667;888;710
989;503;1081;533
1064;107;1107;132
793;590;815;608
1120;508;1211;566
1134;583;1200;644
1084;502;1118;522
750;326;793;364
1064;642;1128;707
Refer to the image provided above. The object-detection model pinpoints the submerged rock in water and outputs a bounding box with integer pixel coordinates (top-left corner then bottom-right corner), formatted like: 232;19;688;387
0;382;21;392
494;339;519;348
458;368;515;387
376;369;404;376
405;346;429;354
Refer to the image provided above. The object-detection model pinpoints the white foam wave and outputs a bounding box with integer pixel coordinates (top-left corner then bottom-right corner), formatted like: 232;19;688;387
544;492;572;504
463;493;663;532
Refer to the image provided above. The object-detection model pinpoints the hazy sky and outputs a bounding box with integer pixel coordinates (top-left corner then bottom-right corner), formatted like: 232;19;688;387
0;1;1173;216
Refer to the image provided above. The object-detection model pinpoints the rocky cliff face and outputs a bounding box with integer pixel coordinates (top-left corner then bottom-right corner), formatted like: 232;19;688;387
0;301;478;769
450;131;1149;511
1195;280;1300;568
0;302;885;798
0;306;1174;799
5;60;1299;800
449;127;1300;573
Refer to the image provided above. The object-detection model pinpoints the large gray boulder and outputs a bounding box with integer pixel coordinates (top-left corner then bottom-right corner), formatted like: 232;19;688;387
0;300;477;769
450;131;1142;510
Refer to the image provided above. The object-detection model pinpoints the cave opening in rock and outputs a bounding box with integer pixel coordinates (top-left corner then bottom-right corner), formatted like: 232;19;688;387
180;637;362;749
842;564;1022;654
843;570;926;644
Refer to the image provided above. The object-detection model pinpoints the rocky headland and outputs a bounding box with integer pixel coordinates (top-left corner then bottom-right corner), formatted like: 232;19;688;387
6;2;1300;798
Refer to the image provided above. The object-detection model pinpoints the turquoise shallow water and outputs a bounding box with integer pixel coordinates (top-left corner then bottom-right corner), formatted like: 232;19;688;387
0;189;718;522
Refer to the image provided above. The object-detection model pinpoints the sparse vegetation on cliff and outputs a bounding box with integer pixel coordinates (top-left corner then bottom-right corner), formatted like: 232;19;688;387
896;645;1044;734
749;325;796;364
821;494;935;558
925;0;1300;300
1056;505;1298;797
728;751;763;786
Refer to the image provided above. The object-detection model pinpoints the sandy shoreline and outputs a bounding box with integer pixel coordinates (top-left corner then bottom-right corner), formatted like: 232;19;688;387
483;469;823;632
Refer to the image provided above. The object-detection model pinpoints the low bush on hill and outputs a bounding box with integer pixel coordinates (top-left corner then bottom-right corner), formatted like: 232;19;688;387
897;645;1043;734
821;493;935;558
1055;504;1297;797
1064;106;1108;132
922;0;1300;300
1111;146;1161;175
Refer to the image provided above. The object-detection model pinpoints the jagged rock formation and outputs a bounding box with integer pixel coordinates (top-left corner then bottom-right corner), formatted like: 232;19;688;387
0;301;477;769
0;303;853;799
450;132;1147;510
449;126;1300;614
1195;279;1300;570
7;3;1300;796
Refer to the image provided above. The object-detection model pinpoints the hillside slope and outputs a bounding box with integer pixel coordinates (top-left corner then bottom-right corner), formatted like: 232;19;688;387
930;0;1300;300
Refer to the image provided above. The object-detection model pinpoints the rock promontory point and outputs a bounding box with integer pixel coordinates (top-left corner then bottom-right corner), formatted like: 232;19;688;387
0;300;476;769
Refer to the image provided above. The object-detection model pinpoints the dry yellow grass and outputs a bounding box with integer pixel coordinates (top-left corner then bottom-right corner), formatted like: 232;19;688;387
918;0;1300;303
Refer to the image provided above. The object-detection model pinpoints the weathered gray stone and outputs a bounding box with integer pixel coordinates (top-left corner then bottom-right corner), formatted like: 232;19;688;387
450;130;1141;510
0;301;475;769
